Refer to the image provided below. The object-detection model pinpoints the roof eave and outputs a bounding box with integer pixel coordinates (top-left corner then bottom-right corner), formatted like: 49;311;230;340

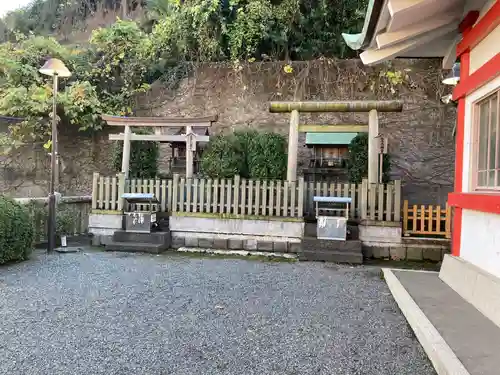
342;0;386;50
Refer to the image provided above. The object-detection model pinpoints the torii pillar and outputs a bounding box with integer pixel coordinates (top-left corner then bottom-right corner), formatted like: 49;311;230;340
269;101;403;183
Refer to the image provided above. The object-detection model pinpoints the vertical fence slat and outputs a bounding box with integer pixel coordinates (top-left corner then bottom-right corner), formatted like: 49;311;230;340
420;205;425;233
403;200;409;235
261;180;267;216
117;173;125;211
377;183;384;221
255;180;261;216
213;179;219;213
394;180;402;222
428;205;433;233
446;204;452;238
283;181;289;216
111;177;117;210
219;179;225;214
233;176;240;215
269;181;275;217
193;178;199;213
240;178;247;215
207;179;213;213
248;180;254;216
361;179;368;220
200;179;205;213
92;172;99;209
386;184;393;221
436;205;442;233
289;181;296;217
179;177;185;212
369;183;376;220
186;178;192;213
350;183;356;219
298;177;304;218
226;178;232;214
412;204;418;233
172;174;179;212
98;176;104;210
161;180;167;212
155;179;161;212
276;180;282;217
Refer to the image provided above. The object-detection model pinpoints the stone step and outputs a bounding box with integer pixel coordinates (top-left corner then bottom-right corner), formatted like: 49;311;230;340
105;241;168;254
301;237;362;253
299;250;363;264
112;230;171;245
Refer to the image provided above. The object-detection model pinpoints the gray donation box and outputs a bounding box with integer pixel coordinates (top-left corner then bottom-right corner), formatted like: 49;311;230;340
122;193;159;233
313;196;352;241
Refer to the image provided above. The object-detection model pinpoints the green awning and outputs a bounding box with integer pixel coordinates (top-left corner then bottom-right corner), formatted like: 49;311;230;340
305;132;358;145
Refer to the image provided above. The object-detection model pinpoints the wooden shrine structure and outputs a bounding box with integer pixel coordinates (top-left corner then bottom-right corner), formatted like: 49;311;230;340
269;101;403;183
102;115;218;178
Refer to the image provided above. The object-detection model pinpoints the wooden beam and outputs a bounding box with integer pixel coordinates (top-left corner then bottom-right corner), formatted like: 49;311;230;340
109;134;210;142
102;114;217;127
387;0;455;32
269;101;403;113
298;124;368;133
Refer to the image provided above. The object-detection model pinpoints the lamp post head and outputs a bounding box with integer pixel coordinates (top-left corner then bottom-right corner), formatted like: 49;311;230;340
39;58;72;78
442;62;460;86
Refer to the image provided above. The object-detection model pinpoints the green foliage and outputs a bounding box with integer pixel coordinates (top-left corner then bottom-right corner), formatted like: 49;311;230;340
200;134;246;178
247;132;287;179
0;196;34;264
56;206;74;236
112;129;159;178
201;130;287;179
347;133;391;183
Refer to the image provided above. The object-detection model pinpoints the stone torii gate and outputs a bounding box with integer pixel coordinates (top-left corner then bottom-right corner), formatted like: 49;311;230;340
269;101;403;183
102;115;218;178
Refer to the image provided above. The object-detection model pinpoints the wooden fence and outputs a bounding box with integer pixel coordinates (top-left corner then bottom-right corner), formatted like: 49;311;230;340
17;196;91;244
92;173;400;221
304;179;401;221
92;173;304;218
403;200;451;238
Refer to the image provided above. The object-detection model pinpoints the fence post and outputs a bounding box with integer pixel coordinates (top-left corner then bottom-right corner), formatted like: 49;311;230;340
298;176;304;218
92;172;99;210
117;173;125;211
361;179;368;220
446;203;452;239
172;174;179;213
403;200;408;236
394;180;402;221
233;175;240;215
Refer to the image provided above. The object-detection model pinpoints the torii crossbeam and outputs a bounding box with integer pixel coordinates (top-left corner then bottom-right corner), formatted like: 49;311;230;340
102;115;218;178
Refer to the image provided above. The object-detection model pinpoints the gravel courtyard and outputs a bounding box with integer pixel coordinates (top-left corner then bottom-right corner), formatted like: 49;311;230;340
0;250;435;375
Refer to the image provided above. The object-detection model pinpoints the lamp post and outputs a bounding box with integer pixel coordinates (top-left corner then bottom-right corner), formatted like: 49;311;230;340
39;58;71;253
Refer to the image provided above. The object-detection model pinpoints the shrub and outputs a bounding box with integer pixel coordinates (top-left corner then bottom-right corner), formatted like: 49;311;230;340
347;133;391;183
0;196;34;264
201;130;287;179
200;134;246;178
247;132;287;180
112;128;159;179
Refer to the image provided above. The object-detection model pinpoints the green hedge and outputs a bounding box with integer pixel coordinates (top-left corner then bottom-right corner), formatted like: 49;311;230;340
0;196;34;264
347;133;391;183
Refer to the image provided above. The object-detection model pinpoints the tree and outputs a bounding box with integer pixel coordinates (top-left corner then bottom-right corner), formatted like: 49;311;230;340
347;133;390;183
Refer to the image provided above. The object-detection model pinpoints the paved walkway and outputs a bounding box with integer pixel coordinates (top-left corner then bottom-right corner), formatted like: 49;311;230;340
393;270;500;375
0;250;435;375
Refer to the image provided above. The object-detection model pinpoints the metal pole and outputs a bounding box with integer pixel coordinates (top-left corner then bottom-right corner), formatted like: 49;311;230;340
47;73;58;253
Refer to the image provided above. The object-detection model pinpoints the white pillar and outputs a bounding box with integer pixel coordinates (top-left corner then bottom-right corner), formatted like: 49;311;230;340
286;110;299;182
121;125;131;178
185;126;194;179
368;109;379;184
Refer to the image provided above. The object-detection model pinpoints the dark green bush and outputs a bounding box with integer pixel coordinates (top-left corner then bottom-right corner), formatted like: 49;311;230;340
347;133;391;183
200;134;246;178
201;130;287;179
112;128;159;179
0;196;34;264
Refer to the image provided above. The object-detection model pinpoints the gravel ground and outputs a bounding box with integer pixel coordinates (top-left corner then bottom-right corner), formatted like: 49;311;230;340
0;250;436;375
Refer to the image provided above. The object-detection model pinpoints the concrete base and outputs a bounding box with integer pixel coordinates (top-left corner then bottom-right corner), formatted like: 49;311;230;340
299;237;363;264
440;255;500;329
88;213;122;246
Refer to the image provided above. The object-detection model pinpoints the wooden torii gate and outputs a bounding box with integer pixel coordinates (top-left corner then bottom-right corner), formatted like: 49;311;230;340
102;115;218;178
269;101;403;183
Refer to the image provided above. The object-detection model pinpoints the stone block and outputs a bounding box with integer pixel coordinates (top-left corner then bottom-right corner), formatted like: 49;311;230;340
423;248;442;261
273;241;288;253
406;247;423;261
390;246;406;261
289;242;301;254
228;239;243;250
257;241;273;252
372;246;390;259
362;246;374;259
244;239;258;251
171;236;185;249
198;238;214;248
213;238;228;249
185;237;199;248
